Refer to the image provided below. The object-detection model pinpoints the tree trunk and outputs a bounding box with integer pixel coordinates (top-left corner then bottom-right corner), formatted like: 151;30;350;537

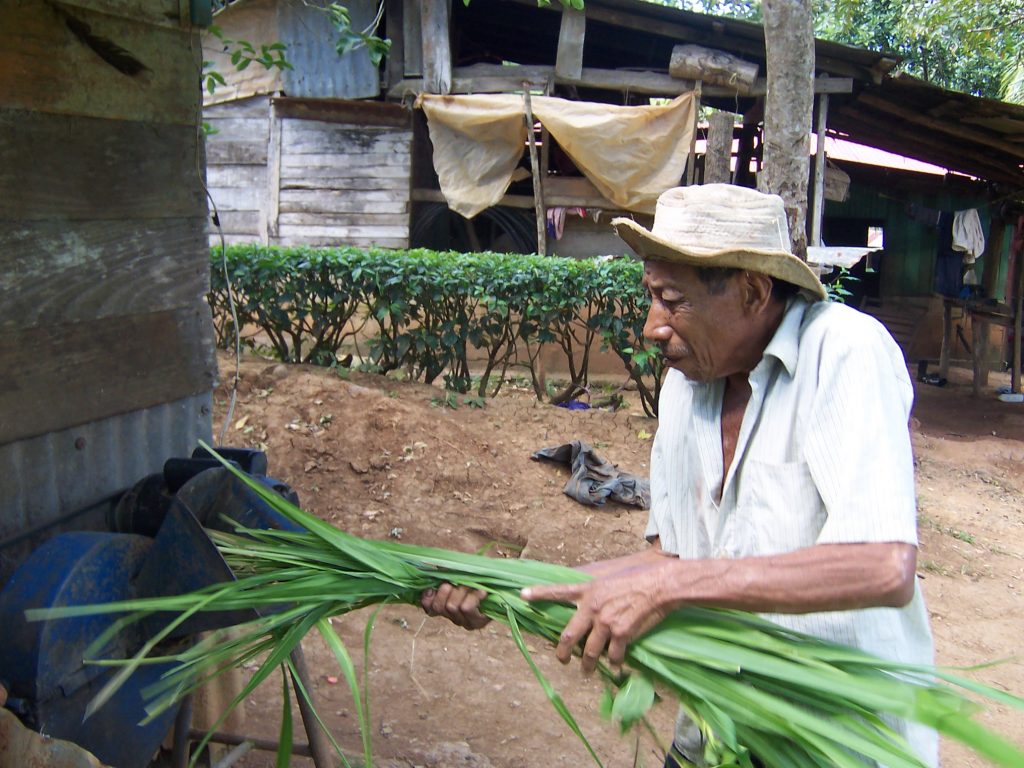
758;0;814;261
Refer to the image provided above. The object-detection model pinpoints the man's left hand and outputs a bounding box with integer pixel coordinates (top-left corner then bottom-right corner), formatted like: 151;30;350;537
522;568;670;674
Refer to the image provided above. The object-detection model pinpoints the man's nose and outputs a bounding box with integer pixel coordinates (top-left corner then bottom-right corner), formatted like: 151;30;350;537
643;305;672;343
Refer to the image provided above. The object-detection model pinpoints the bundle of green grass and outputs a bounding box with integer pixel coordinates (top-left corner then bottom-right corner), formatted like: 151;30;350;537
32;446;1024;768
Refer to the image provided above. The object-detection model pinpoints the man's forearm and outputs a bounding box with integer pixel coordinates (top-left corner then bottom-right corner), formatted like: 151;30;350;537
654;542;918;615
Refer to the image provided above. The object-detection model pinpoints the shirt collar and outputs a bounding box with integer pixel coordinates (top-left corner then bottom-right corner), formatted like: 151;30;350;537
759;296;809;378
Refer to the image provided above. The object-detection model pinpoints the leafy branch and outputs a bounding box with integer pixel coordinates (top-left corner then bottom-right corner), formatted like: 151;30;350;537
202;24;292;95
326;2;391;66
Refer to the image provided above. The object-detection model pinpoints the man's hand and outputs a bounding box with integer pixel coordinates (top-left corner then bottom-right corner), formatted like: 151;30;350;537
522;565;672;675
420;583;491;630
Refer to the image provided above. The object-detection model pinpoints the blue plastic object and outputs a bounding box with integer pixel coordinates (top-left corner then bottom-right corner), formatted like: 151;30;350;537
0;532;178;768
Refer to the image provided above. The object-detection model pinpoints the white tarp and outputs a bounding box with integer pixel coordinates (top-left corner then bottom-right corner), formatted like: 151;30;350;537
416;92;697;219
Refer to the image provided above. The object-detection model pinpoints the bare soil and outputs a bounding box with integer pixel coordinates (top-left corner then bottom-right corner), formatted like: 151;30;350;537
210;352;1024;768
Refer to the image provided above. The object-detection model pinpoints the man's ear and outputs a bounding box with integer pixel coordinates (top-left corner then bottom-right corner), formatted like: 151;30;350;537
739;271;774;314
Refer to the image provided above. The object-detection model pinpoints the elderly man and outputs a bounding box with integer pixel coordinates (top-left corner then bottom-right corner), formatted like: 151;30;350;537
423;185;935;767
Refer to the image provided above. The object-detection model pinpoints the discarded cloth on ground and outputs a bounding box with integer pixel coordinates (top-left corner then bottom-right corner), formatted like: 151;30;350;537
531;440;650;509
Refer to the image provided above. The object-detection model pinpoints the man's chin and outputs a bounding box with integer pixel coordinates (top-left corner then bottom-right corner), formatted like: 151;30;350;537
664;357;708;382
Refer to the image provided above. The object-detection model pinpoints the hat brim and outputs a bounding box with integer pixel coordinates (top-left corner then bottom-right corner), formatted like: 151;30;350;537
612;217;827;301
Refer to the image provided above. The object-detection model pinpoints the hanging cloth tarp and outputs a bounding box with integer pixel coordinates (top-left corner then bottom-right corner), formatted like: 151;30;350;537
416;94;528;219
415;92;697;219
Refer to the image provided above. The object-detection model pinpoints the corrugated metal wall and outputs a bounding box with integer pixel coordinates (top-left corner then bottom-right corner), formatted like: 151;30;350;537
278;0;380;100
0;393;213;584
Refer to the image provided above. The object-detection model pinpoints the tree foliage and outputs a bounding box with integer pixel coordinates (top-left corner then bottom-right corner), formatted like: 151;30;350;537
816;0;1023;100
673;0;1024;100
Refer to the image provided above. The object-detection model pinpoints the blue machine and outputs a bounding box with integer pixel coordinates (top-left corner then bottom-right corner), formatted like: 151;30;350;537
0;448;300;768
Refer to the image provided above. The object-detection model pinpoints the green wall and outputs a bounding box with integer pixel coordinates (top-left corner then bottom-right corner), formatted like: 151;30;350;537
823;180;1008;299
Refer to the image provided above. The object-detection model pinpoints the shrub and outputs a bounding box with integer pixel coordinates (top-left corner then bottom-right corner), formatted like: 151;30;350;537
208;245;663;416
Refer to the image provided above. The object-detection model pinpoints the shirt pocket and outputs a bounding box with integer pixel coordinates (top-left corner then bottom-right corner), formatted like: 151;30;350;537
727;459;825;557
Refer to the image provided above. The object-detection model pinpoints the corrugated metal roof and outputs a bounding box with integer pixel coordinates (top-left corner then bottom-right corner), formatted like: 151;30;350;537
832;74;1024;187
465;0;1022;188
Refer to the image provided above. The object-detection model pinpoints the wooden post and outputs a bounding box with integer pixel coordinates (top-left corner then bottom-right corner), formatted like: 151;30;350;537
555;5;585;81
939;298;952;380
981;214;1007;299
289;646;334;768
1014;247;1023;394
539;78;553;254
734;110;760;187
523;87;546;256
421;0;451;94
686;81;701;185
265;99;282;243
972;314;990;396
704;110;734;185
384;0;405;89
402;0;423;77
810;88;829;247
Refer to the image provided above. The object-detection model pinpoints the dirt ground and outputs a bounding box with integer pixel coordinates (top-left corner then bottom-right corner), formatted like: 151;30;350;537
209;351;1024;768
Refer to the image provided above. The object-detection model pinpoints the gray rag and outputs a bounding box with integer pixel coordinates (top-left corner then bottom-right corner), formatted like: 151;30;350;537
531;440;651;509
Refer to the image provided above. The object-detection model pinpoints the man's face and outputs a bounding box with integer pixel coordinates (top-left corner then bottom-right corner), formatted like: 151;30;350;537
641;260;748;382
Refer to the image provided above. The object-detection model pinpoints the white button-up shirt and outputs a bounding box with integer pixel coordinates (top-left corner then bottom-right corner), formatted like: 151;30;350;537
647;296;937;767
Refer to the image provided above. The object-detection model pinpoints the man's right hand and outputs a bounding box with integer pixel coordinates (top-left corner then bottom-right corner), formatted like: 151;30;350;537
420;583;491;630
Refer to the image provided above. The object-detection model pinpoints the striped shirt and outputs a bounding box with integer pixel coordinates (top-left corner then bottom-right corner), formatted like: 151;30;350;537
647;296;937;767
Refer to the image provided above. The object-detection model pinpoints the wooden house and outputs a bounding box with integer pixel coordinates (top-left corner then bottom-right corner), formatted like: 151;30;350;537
0;0;214;580
201;0;1024;387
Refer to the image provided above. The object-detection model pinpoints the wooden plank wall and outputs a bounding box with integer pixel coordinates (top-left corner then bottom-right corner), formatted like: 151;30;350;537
275;101;413;249
0;0;215;544
204;96;271;244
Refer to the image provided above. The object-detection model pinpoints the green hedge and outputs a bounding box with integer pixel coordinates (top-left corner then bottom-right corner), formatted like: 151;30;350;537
208;246;664;416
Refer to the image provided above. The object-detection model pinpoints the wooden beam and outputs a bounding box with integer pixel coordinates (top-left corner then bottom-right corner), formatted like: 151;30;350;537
412;179;624;212
402;0;423;77
856;92;1024;162
972;316;989;396
523;88;546;256
939;299;952;379
421;0;451;94
704;110;735;184
265;101;282;242
1015;247;1023;394
687;83;701;185
0;218;208;330
272;98;411;127
0;108;203;220
555;5;585;81
811;90;830;247
388;64;850;99
385;0;405;90
499;0;887;85
0;1;199;125
669;44;758;93
981;215;1007;298
0;305;216;445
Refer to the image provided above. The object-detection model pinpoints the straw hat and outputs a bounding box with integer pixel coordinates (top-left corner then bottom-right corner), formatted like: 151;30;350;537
611;184;827;301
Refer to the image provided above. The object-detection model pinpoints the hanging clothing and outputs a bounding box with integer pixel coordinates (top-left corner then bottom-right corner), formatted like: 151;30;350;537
933;211;963;298
952;209;985;263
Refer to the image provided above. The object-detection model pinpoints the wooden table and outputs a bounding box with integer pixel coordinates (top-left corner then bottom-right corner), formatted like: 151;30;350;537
940;296;1022;396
